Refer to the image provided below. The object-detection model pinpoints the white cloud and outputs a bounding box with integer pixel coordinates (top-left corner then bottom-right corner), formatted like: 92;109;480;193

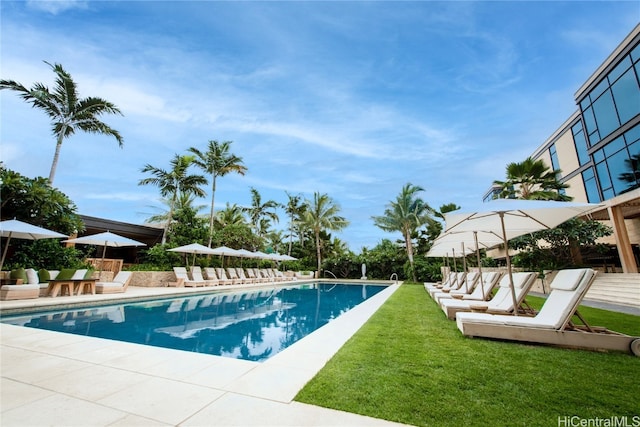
26;0;88;15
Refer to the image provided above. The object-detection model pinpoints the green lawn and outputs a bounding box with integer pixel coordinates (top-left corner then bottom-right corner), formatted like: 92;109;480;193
295;283;640;427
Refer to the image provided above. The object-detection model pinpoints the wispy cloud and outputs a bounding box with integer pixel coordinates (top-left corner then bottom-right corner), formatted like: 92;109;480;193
26;0;87;15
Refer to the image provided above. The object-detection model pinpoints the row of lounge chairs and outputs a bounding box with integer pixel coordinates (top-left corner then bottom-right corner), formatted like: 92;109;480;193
0;269;132;300
171;267;295;287
425;269;640;356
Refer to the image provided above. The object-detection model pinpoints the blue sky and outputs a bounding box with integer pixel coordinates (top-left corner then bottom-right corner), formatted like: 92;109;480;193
1;1;638;252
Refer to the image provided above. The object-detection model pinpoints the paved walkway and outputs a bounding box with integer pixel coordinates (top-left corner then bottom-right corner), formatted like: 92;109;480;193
1;283;411;426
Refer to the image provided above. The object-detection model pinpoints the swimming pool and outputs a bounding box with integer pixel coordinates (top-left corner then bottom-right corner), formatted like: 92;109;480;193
1;283;386;362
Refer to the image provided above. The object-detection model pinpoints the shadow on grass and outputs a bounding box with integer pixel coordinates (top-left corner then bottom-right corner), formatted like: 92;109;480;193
296;283;640;427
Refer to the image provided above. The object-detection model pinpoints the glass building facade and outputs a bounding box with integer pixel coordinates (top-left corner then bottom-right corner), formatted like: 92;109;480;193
566;39;640;203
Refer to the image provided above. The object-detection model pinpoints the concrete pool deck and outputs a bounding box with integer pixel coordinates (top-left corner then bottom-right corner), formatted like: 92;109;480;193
1;282;410;426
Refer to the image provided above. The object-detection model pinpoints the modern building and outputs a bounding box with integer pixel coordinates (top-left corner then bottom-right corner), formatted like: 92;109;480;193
491;24;640;273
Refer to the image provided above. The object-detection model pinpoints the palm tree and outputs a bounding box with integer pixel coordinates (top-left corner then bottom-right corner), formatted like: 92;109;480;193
493;157;571;201
284;191;305;256
243;187;280;239
372;183;435;282
143;193;207;225
1;61;123;184
188;140;247;247
138;154;207;244
300;192;349;277
216;203;247;228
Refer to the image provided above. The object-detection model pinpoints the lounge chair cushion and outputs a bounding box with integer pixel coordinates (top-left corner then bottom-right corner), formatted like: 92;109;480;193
25;268;39;284
112;271;131;284
38;268;51;283
10;268;27;283
549;269;586;291
57;269;76;280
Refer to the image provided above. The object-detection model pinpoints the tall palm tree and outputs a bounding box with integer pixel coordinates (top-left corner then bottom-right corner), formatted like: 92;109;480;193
1;61;123;184
300;192;349;277
372;183;435;282
188;140;247;247
243;187;280;239
284;191;305;256
138;154;207;244
493;157;571;201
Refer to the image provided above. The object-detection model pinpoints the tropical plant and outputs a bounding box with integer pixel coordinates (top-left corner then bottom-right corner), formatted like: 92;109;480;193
168;204;209;247
138;154;207;244
188;140;247;247
372;183;436;282
215;202;247;228
493;156;571;201
0;164;86;268
300;192;349;277
0;61;123;183
143;193;207;225
510;218;612;270
285;191;305;256
0;164;83;235
243;187;280;239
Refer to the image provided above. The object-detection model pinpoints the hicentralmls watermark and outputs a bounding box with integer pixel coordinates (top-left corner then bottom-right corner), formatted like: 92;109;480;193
558;416;640;427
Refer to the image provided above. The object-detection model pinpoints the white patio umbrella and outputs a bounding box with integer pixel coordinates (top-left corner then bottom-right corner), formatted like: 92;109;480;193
64;231;146;270
427;242;473;289
443;199;603;314
430;230;507;297
0;219;68;270
209;245;242;266
168;243;219;267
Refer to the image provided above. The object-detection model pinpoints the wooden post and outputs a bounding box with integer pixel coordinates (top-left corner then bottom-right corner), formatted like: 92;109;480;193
607;205;638;273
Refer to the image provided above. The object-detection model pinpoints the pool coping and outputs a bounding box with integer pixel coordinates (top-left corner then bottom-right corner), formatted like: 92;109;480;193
1;280;411;426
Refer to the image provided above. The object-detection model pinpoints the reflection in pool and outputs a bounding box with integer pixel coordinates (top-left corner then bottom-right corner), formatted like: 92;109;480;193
2;283;385;362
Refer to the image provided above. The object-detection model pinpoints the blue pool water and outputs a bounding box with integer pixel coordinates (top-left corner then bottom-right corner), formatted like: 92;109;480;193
1;283;385;362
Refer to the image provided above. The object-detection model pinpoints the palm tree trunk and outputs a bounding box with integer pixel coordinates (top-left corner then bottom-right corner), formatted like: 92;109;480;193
405;230;417;282
162;194;177;245
315;230;322;278
288;212;294;256
48;132;65;184
208;176;217;247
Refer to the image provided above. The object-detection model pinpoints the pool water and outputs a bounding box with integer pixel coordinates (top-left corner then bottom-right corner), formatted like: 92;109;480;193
1;283;385;362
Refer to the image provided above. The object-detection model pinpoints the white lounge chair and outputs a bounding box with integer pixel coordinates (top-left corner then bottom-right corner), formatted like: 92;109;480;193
432;272;480;302
95;271;133;294
427;272;467;298
205;268;232;285
173;267;204;287
436;271;502;304
226;267;245;284
190;266;219;286
456;269;640;356
236;268;256;284
216;268;240;285
440;272;537;320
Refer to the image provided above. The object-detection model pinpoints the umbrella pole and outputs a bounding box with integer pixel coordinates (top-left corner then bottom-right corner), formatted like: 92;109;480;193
474;231;486;300
500;212;518;316
0;233;13;271
452;248;457;288
461;242;468;292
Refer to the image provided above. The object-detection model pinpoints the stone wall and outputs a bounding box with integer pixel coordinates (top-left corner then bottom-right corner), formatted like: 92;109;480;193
129;271;176;287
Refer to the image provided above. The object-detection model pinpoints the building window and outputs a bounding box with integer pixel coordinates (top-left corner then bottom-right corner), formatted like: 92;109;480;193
571;122;590;166
549;143;560;171
582;167;601;203
579;43;640;146
592;125;640;199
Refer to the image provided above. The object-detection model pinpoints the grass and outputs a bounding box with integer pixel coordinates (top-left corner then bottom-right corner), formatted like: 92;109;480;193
295;283;640;427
